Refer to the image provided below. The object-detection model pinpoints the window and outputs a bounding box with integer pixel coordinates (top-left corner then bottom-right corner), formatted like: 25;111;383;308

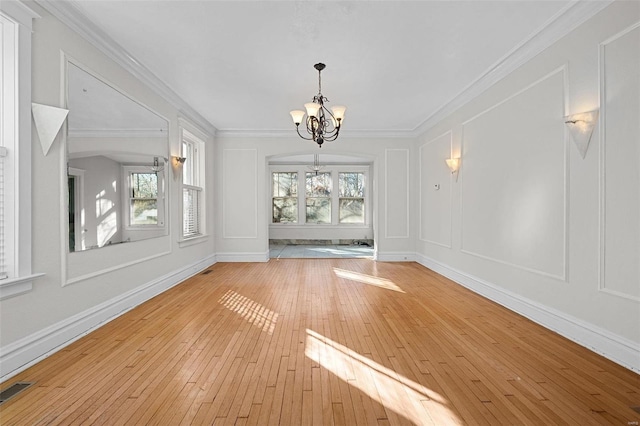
181;125;205;239
306;172;332;224
129;171;160;226
0;4;40;299
272;172;297;223
339;172;365;223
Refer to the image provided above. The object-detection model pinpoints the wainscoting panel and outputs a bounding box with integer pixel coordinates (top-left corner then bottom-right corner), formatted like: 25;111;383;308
222;149;258;239
419;131;453;247
460;68;567;280
384;149;409;239
600;23;640;301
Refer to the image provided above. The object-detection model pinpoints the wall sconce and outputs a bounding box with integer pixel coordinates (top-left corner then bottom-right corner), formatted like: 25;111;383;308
446;158;460;182
565;110;598;158
173;156;187;166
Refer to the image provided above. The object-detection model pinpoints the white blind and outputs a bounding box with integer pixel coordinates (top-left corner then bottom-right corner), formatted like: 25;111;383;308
0;146;7;280
183;186;201;237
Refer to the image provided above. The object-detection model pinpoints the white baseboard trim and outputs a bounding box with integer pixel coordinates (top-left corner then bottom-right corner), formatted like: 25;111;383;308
216;251;269;262
0;254;216;383
375;252;416;262
416;254;640;373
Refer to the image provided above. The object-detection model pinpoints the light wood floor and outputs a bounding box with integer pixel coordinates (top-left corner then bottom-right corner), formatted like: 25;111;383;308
1;259;638;425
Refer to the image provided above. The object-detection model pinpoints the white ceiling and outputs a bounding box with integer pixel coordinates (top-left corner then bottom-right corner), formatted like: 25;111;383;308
63;0;585;137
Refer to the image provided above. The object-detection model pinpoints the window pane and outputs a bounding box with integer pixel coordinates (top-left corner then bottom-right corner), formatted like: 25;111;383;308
131;173;158;198
273;197;298;223
183;187;200;236
339;198;364;223
306;198;331;224
131;199;158;225
183;141;194;185
306;172;332;197
339;172;364;197
272;172;297;197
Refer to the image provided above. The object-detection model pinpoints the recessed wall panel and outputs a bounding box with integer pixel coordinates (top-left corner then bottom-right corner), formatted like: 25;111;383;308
223;148;257;238
385;149;409;238
461;69;566;278
601;24;640;300
419;132;453;247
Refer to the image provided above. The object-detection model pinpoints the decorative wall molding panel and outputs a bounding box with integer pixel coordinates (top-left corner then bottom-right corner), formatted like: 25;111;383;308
419;131;453;248
417;254;640;373
0;255;216;382
222;149;258;239
460;67;568;280
384;149;409;239
599;22;640;301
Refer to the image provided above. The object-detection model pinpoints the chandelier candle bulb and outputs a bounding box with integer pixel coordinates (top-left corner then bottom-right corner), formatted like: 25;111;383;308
290;110;305;125
331;105;346;122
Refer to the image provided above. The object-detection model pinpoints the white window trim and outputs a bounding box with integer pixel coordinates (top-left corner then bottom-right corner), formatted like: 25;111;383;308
0;3;42;300
271;171;299;224
270;164;371;229
178;118;208;245
122;165;167;230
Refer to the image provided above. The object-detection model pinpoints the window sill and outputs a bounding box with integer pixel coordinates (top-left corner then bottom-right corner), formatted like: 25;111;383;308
0;273;45;300
178;234;209;248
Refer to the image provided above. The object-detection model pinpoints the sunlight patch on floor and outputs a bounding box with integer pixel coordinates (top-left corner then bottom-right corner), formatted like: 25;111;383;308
333;268;405;293
218;290;278;334
305;329;462;425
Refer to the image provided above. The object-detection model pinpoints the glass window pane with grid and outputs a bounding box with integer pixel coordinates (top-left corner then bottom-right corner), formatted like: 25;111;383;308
339;172;365;223
272;172;297;223
306;172;332;224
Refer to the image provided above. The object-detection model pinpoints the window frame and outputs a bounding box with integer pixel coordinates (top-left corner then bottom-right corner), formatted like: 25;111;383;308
0;3;42;300
338;171;366;224
122;166;166;230
272;171;298;224
179;120;207;243
269;164;370;228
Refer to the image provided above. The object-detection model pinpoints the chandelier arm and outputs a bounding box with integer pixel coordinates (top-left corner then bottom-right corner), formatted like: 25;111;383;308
295;124;315;141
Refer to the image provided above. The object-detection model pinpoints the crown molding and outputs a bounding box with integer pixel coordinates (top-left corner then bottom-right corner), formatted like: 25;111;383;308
35;0;217;137
0;0;41;28
413;0;614;137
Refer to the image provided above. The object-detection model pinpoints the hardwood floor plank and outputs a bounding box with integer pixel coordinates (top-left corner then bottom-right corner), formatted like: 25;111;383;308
1;259;637;425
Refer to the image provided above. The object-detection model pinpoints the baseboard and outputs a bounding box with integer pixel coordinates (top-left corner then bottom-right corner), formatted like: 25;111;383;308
0;254;216;383
375;252;416;262
216;251;269;262
416;254;640;373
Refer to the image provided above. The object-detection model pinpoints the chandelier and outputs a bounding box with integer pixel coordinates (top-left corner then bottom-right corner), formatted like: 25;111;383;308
290;63;346;148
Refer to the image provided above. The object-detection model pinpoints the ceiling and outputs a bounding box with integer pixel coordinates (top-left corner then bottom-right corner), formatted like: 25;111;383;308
59;0;590;137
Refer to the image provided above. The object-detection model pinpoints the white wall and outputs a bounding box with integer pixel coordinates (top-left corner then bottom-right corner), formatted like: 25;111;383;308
68;155;123;249
215;136;415;262
416;1;639;371
0;4;216;380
